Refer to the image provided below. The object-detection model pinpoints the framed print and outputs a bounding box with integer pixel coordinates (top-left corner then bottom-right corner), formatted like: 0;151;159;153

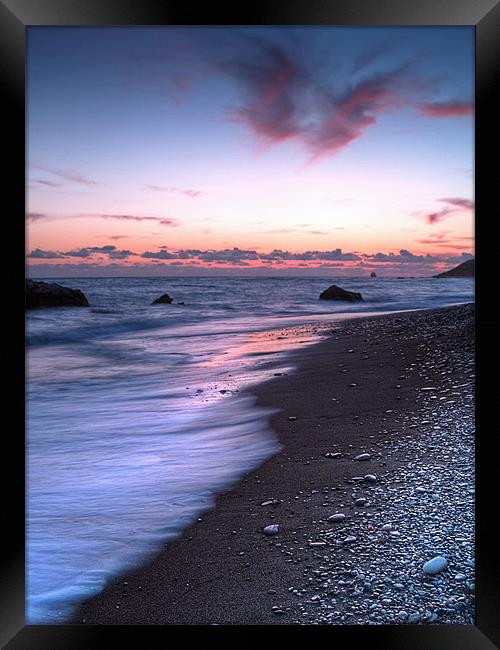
2;0;499;647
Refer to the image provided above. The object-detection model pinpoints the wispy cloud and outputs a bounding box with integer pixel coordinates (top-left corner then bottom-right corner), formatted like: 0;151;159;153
27;212;48;222
144;184;202;198
425;207;454;225
265;228;329;235
33;165;100;186
424;197;474;224
419;101;474;117
206;34;446;163
438;197;474;210
96;214;179;226
34;179;61;188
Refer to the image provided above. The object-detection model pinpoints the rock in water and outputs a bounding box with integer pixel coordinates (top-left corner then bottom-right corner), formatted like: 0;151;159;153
26;279;89;309
152;293;173;305
370;271;377;278
423;556;448;575
319;285;363;302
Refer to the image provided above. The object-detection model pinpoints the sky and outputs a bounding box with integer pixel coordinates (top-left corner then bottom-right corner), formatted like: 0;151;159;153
26;26;474;277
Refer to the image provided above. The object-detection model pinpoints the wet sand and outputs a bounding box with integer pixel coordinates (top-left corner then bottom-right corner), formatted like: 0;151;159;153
71;303;474;625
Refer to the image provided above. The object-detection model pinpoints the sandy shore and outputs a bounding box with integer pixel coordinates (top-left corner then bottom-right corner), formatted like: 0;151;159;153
71;303;474;625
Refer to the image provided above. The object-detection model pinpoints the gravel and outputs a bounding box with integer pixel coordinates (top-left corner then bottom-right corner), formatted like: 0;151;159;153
271;304;475;625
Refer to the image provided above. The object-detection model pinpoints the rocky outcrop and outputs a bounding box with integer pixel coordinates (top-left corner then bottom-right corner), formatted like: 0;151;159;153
319;285;363;302
370;271;377;278
26;279;89;309
152;293;173;305
433;258;475;278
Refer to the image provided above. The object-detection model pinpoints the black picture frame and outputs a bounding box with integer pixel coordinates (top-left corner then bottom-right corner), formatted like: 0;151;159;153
4;0;499;647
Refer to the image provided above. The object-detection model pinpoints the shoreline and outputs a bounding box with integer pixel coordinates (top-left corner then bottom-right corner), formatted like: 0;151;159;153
70;303;474;625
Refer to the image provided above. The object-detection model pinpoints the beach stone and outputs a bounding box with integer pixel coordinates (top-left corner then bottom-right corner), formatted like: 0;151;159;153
263;524;280;536
355;498;367;506
328;514;346;523
363;474;377;483
26;279;89;309
408;613;421;624
355;453;371;461
423;556;448;575
152;293;173;305
319;285;363;302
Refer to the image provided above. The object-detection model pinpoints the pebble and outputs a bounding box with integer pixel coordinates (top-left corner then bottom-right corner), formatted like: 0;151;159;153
263;525;280;536
355;453;371;461
355;498;367;506
328;514;346;523
422;556;448;575
363;474;377;483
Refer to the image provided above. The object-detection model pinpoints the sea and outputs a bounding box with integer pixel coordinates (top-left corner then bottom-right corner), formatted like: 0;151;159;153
26;275;474;623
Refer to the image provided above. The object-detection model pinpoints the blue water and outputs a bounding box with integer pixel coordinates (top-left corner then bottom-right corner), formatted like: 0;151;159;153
26;276;474;623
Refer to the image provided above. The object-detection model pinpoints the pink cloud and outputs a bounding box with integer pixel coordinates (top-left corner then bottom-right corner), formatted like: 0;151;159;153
97;214;179;226
34;179;61;188
27;212;47;222
145;184;201;198
41;167;99;186
424;197;474;224
438;198;474;210
419;102;474;117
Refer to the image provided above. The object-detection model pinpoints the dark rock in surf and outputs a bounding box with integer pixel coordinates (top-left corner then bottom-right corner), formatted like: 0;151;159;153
370;271;377;278
26;279;89;309
152;293;173;305
319;285;363;302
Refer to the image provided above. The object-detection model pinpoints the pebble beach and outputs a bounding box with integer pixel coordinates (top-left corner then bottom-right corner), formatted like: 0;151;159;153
71;302;475;625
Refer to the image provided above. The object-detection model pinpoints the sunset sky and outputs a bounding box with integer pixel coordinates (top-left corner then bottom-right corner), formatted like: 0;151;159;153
27;26;474;276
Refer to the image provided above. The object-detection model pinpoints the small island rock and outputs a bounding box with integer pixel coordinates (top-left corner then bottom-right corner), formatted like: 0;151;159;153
152;293;173;305
319;285;363;302
433;258;474;278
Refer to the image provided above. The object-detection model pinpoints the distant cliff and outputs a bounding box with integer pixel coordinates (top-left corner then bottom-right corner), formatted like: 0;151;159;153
433;258;475;278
